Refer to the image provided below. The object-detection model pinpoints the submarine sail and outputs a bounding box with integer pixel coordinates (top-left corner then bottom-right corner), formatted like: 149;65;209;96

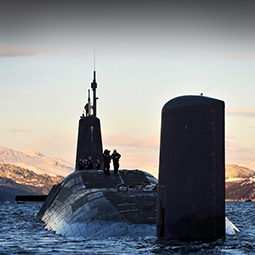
75;71;103;170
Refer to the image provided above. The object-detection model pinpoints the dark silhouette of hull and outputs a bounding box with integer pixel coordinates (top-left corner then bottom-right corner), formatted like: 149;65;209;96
39;169;158;237
157;95;225;242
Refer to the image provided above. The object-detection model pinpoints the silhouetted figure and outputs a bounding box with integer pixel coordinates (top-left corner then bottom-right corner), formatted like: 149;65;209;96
96;159;101;170
84;159;88;169
78;159;82;170
87;156;93;169
85;103;89;116
103;149;111;175
111;149;121;173
80;159;86;170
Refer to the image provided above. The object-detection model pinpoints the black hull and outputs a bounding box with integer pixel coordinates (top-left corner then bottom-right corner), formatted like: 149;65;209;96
39;169;158;237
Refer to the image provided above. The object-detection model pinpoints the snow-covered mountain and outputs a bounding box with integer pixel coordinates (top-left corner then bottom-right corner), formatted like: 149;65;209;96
226;164;255;180
0;147;74;177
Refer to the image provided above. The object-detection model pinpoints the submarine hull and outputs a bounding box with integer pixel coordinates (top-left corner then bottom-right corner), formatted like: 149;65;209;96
40;169;158;237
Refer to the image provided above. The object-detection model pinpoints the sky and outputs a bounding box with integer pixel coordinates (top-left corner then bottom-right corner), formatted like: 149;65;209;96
1;0;255;177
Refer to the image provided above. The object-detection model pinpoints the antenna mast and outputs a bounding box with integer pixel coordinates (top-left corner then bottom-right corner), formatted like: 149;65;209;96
94;43;96;71
91;45;97;117
91;72;97;117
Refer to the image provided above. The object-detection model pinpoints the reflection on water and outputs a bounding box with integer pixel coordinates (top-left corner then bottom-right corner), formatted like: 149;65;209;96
0;202;254;254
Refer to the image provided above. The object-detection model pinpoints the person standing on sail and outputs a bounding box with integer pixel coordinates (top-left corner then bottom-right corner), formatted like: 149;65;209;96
84;89;92;116
84;103;89;116
111;149;121;173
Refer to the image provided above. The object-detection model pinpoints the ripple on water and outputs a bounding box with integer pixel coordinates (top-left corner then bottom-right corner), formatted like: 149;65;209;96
0;202;255;254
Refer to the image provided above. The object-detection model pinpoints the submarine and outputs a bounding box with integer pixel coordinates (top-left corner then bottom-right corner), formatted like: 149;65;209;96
38;71;158;237
37;71;239;240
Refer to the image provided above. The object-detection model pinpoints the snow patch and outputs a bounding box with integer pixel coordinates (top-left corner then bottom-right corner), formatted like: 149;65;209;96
22;149;44;157
241;177;255;186
226;178;245;182
0;147;74;177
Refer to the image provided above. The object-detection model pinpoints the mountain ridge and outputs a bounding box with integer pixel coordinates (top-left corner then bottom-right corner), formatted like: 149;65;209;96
226;164;254;179
1;146;255;202
0;163;64;203
0;147;74;177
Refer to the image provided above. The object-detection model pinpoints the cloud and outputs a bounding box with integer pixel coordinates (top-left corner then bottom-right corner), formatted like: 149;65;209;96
10;129;33;133
102;133;159;149
226;108;255;118
225;140;238;148
0;45;56;57
226;139;255;168
220;54;255;59
110;145;159;178
241;162;255;172
102;133;160;177
225;134;236;140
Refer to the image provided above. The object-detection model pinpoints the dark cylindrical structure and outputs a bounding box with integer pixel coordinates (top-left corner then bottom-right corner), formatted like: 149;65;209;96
75;116;103;170
156;95;225;242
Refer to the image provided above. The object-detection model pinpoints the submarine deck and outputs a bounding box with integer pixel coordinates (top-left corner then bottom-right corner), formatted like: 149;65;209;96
40;169;158;237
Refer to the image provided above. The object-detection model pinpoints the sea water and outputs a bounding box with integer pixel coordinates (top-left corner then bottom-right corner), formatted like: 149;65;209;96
0;202;254;254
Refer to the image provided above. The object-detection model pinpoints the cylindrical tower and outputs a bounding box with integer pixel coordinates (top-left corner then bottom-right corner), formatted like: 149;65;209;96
75;116;103;170
156;95;225;242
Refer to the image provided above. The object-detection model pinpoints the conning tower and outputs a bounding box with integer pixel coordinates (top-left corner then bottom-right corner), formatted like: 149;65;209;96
75;71;103;170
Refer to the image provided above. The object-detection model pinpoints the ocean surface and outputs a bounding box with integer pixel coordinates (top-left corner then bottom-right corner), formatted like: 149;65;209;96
0;202;254;254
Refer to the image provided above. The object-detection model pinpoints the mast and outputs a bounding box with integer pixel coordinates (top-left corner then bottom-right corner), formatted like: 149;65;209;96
88;89;91;116
91;71;97;117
